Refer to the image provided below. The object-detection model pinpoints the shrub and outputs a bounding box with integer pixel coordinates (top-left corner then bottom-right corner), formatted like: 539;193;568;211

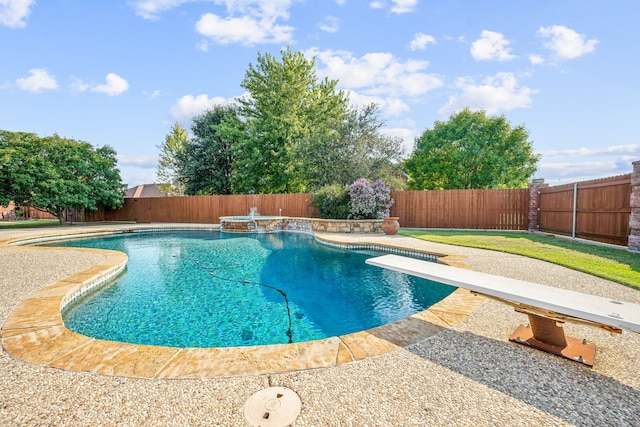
349;178;393;219
311;184;350;219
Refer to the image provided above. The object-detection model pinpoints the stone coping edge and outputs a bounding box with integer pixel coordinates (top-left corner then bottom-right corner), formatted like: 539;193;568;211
1;224;485;379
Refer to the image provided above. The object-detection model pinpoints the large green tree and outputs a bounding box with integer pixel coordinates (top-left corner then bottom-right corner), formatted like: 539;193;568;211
299;103;406;190
0;130;125;224
232;47;349;194
156;122;188;195
404;109;540;189
177;105;243;195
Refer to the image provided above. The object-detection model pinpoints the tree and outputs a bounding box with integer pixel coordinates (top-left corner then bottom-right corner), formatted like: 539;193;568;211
177;105;243;195
156;122;188;195
300;103;405;190
404;109;540;189
232;47;349;194
0;130;125;224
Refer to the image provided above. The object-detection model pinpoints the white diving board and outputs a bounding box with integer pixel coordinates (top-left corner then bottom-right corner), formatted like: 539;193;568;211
366;254;640;366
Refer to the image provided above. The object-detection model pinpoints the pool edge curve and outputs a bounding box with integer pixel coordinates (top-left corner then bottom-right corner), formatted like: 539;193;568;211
1;223;485;379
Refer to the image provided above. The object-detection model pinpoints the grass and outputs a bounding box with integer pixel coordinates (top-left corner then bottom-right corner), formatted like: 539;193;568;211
0;219;61;229
398;229;640;291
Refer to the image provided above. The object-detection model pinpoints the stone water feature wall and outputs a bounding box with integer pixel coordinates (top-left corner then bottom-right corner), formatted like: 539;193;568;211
284;218;384;234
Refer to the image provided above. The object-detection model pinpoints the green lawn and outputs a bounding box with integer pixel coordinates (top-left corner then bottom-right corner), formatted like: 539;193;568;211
0;219;61;229
399;229;640;290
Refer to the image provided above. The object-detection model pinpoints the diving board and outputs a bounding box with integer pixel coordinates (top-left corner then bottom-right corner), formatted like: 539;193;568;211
366;254;640;366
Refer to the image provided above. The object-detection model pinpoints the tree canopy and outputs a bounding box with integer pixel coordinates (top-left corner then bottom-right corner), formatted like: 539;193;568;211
232;47;349;194
177;105;242;195
0;130;125;224
156;122;188;195
404;109;540;190
163;47;406;195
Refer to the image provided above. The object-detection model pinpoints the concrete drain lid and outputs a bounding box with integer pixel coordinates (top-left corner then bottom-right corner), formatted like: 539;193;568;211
244;387;301;427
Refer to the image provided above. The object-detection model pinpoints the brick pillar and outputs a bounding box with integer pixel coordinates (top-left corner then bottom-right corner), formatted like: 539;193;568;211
528;178;546;232
629;160;640;252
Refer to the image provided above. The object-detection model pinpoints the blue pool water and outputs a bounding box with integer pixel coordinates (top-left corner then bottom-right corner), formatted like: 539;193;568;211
49;231;455;348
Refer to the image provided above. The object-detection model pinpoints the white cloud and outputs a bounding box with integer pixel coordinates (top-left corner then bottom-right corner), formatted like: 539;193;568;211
381;127;416;154
528;54;544;65
537;159;632;181
92;73;129;96
131;1;296;45
538;25;598;60
470;30;515;61
195;39;209;51
69;77;90;94
319;15;339;33
195;0;295;46
384;97;411;116
391;0;418;14
439;72;537;116
195;14;293;46
369;0;418;13
117;153;159;168
540;144;640;158
129;0;191;20
197;14;281;45
307;48;443;98
334;0;346;4
536;144;637;182
410;32;436;51
0;0;34;28
345;90;410;117
16;68;59;92
143;89;162;99
344;90;383;108
170;94;230;121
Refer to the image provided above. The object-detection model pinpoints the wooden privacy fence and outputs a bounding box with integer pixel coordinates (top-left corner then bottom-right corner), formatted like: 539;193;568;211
97;193;318;223
6;166;637;248
390;189;528;229
92;189;529;230
0;203;57;220
538;174;632;246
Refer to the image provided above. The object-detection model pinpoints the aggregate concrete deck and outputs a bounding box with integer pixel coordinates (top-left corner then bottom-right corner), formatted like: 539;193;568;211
1;223;639;426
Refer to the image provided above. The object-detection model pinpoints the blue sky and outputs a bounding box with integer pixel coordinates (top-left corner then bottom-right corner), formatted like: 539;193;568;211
2;0;639;188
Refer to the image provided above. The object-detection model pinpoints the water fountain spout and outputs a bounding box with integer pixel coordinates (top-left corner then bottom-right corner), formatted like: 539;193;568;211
249;206;259;219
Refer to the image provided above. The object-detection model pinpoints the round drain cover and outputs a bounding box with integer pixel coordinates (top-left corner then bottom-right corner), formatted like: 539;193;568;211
244;387;301;427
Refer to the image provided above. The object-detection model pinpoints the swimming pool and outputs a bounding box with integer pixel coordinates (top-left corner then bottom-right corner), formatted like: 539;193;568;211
50;231;455;348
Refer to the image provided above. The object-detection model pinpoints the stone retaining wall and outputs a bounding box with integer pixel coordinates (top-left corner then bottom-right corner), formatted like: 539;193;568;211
219;217;385;233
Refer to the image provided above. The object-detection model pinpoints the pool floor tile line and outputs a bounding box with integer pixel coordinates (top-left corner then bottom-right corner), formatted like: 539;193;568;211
1;224;485;379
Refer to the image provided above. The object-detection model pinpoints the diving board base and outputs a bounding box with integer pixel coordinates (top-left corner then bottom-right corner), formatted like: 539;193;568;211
509;318;596;367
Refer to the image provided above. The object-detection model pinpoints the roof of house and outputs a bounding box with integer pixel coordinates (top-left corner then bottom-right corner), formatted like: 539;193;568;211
125;184;169;198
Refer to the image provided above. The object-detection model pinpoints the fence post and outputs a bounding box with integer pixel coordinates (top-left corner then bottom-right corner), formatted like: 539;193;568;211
629;160;640;252
528;178;546;232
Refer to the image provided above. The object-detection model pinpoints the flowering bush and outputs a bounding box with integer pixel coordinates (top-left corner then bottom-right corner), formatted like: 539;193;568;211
348;178;393;219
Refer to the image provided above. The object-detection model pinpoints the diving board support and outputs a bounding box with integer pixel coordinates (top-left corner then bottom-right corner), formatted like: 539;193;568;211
510;312;596;366
366;254;640;367
474;296;618;366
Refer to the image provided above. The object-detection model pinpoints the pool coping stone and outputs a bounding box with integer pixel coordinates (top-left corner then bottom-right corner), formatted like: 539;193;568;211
1;223;485;379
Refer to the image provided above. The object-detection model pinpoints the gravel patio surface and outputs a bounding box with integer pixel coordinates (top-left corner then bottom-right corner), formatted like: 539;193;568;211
1;224;639;426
